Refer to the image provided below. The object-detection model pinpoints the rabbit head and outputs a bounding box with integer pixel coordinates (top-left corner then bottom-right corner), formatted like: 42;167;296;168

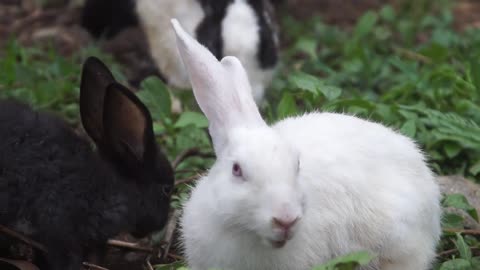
172;20;305;248
80;57;175;238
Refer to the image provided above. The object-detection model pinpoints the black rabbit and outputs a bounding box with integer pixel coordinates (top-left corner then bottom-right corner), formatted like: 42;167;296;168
0;57;175;270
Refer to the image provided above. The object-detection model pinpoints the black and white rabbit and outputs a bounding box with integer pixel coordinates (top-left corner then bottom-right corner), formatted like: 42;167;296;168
171;20;442;270
0;57;174;270
82;0;279;103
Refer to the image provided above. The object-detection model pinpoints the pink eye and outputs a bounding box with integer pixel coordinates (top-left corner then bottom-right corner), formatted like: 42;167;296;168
232;162;243;177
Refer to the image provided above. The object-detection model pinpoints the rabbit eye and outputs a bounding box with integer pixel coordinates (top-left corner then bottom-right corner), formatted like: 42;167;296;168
232;162;243;177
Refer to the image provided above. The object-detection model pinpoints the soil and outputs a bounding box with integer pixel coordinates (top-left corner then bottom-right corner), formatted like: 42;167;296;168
1;0;480;269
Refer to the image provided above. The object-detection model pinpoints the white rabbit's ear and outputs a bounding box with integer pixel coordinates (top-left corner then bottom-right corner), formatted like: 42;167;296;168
171;19;266;154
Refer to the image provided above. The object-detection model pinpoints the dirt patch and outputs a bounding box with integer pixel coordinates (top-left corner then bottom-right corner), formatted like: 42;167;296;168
454;0;480;30
283;0;387;26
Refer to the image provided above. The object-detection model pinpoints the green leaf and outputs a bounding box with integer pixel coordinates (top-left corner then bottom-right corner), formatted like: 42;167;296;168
354;11;378;39
294;38;318;59
400;119;416;138
137;76;172;121
288;72;342;100
174;111;209;129
443;142;462;159
312;251;375;270
420;43;449;62
469;160;480;176
440;258;472;270
455;233;472;261
153;260;187;270
471;58;480;91
442;213;465;229
443;194;479;222
379;5;395;22
277;92;298;119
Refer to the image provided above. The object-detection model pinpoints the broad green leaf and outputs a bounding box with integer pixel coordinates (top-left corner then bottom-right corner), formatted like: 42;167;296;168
442;213;465;229
137;76;172;120
312;251;375;270
354;11;378;39
174;111;209;129
379;5;395;22
400;119;416;138
277;92;298;119
471;59;480;91
439;258;472;270
469;160;480;176
443;142;462;159
295;38;318;59
288;72;342;100
455;233;472;261
443;194;479;222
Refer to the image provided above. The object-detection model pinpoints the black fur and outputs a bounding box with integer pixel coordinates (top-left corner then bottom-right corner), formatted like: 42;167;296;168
0;57;174;270
81;0;279;67
81;0;138;38
247;0;279;68
195;0;233;60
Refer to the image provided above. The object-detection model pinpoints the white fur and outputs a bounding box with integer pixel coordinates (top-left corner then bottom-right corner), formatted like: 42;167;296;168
222;0;275;103
172;21;442;270
136;0;204;88
136;0;275;103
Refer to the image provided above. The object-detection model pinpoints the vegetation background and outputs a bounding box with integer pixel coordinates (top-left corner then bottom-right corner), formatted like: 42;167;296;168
1;0;480;269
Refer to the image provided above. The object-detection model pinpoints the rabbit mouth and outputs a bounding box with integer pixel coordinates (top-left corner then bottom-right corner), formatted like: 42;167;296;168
269;239;288;248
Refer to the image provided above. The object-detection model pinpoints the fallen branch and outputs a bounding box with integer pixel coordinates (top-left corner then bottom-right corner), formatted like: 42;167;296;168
0;225;47;253
167;253;184;260
161;209;180;260
443;228;480;235
12;9;58;34
106;239;153;253
145;255;154;270
82;262;109;270
438;247;480;258
393;47;432;64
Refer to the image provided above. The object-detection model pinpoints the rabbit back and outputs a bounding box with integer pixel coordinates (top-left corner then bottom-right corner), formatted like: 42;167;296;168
0;101;132;268
272;112;441;268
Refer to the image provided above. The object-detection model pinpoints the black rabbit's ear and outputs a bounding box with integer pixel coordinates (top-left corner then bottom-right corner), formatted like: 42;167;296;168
103;82;154;166
80;56;116;144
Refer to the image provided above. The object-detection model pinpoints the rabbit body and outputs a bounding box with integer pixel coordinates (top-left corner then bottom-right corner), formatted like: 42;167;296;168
182;113;441;270
1;101;134;269
171;19;441;270
136;0;278;103
0;58;174;270
82;0;279;102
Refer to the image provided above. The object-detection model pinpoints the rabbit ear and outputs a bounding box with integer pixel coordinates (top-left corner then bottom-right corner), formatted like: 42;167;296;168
102;82;156;167
171;19;266;154
80;56;116;144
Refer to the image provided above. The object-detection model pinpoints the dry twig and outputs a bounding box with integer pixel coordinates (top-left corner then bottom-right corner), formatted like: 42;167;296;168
107;239;153;253
0;224;47;253
145;255;154;270
82;262;109;270
161;209;180;260
443;228;480;235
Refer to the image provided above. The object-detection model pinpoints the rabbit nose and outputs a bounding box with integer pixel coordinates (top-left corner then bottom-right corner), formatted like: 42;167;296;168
272;216;299;231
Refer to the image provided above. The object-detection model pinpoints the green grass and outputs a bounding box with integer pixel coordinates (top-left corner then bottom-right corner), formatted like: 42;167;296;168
1;0;480;269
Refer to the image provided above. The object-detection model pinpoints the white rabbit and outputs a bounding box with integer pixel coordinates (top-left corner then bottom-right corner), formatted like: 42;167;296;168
171;19;441;270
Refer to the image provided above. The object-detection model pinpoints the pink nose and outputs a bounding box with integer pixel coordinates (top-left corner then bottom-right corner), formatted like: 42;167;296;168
272;217;299;231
